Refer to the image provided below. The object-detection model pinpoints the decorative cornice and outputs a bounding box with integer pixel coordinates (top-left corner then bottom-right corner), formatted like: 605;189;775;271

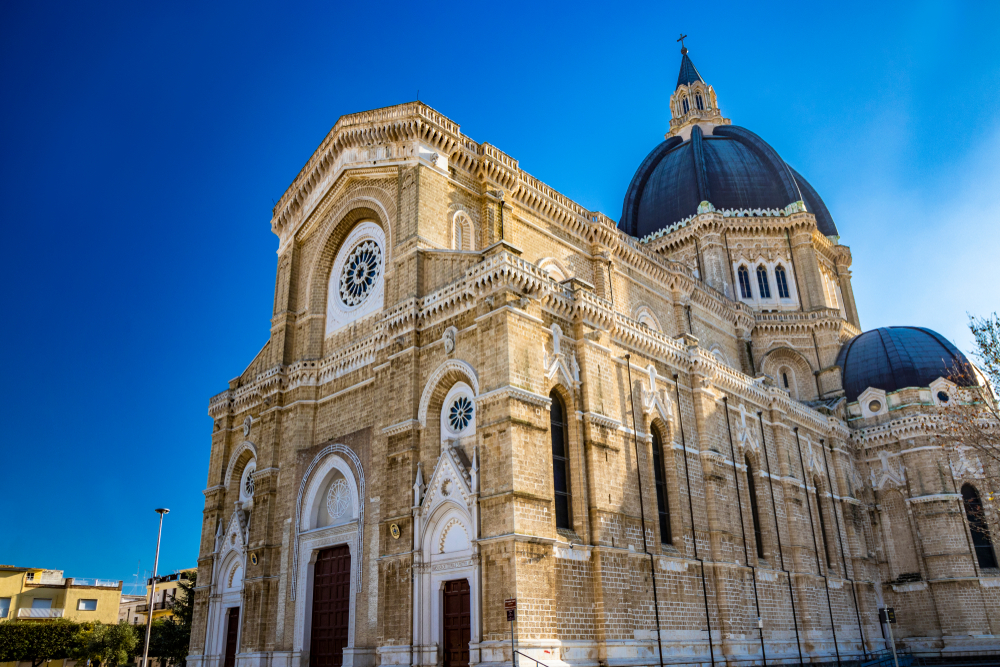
476;385;552;409
382;419;420;436
906;493;961;505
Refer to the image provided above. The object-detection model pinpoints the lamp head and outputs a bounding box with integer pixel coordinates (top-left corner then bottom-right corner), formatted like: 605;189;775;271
155;508;170;515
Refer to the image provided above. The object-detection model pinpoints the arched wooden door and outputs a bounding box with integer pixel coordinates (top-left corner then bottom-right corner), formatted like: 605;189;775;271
442;579;470;667
310;545;351;667
223;607;240;667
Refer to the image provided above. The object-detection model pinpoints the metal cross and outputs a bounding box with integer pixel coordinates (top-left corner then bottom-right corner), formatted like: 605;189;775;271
677;33;688;49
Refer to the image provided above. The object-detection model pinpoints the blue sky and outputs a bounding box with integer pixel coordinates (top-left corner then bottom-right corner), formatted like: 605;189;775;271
1;0;997;584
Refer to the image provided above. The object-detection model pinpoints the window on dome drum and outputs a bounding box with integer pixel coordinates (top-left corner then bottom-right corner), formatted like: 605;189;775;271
815;479;833;568
696;94;704;110
756;266;771;299
746;456;764;559
775;265;790;298
737;266;752;299
550;392;572;530
682;97;689;113
962;484;998;569
651;430;672;544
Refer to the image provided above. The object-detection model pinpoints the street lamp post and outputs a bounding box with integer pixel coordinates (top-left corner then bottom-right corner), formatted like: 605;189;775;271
141;508;169;667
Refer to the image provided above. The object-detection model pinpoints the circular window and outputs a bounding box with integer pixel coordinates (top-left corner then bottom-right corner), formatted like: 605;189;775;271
937;391;950;403
244;471;255;498
868;400;882;414
449;396;474;432
239;461;256;504
326;478;351;519
339;240;382;307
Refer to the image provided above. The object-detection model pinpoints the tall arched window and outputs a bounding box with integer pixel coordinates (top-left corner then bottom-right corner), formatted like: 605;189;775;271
756;265;771;299
775;265;790;299
696;93;704;110
815;479;833;568
682;97;690;113
738;266;752;299
651;429;672;544
746;456;765;559
963;484;998;569
550;392;572;530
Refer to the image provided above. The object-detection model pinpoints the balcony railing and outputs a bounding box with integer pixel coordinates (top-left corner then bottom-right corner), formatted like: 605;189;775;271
18;608;64;619
71;578;119;588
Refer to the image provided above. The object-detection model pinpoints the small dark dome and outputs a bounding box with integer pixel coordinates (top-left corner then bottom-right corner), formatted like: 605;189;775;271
836;327;977;402
620;125;838;240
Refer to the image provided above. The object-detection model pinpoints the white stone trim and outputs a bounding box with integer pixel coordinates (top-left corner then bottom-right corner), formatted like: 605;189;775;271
417;359;480;427
225;441;258;490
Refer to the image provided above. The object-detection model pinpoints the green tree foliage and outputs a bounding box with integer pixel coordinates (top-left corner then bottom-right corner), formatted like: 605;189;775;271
70;622;139;667
0;620;77;667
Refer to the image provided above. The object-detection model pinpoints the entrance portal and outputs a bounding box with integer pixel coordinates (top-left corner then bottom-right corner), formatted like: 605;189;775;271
223;607;240;667
310;545;351;667
442;579;470;667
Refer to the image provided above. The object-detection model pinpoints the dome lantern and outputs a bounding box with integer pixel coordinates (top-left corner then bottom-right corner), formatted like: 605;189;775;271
668;41;730;139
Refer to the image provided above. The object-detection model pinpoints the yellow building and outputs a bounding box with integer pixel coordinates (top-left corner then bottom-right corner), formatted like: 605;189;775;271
0;565;122;624
133;570;195;623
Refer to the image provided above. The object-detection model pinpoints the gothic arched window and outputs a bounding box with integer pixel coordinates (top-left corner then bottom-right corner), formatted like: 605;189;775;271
651;429;672;544
746;456;764;559
682;96;690;113
550;392;572;530
775;265;790;299
756;265;772;299
963;484;998;569
738;266;752;299
815;478;833;568
696;93;704;110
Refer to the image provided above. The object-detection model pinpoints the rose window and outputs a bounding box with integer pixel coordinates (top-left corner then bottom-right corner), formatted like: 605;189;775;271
339;240;382;307
448;396;474;432
326;479;351;519
242;467;255;500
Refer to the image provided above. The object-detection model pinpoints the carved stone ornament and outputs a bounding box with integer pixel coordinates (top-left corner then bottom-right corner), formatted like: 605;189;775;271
640;364;671;423
735;404;760;454
950;448;984;480
443;326;457;355
243;416;252;438
543;323;580;387
870;450;906;490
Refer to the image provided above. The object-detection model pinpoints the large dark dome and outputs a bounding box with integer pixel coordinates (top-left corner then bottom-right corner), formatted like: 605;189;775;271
619;125;838;240
836;327;977;402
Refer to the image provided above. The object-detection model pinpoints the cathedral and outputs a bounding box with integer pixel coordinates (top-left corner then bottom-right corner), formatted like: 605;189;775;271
188;46;1000;667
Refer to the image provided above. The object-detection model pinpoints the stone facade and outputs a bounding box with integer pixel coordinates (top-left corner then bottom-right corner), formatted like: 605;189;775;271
187;68;1000;667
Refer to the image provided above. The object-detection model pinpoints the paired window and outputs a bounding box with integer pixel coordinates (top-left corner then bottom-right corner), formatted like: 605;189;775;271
550;392;572;530
963;484;998;569
78;599;98;611
756;265;771;298
738;266;752;299
815;479;834;568
651;430;672;544
775;265;790;298
746;457;765;559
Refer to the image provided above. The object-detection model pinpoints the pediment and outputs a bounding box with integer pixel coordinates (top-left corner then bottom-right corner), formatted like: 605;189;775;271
420;446;473;517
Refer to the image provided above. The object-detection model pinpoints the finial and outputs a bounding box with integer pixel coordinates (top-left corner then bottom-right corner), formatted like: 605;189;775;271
677;33;688;55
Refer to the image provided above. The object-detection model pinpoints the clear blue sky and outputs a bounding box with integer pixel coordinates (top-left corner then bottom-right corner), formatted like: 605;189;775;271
1;0;998;585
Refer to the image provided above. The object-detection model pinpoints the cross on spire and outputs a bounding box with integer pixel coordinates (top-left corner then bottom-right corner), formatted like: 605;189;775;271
677;33;688;55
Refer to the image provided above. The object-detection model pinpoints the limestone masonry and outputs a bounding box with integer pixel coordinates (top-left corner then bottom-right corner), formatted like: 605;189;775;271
188;49;1000;667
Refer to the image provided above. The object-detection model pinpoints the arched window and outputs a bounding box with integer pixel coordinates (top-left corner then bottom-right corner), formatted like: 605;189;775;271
682;96;689;113
738;266;752;299
550;392;572;530
815;479;833;568
746;456;764;559
453;212;473;251
782;372;790;389
756;265;772;299
963;484;998;569
775;265;790;298
651;429;672;544
696;93;704;110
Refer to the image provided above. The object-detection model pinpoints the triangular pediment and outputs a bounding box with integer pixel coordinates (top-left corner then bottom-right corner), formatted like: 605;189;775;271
420;446;473;517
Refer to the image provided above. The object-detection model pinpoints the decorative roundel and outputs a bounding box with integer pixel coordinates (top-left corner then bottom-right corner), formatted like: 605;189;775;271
250;552;258;566
448;396;474;432
339;240;382;307
868;400;882;413
326;478;351;519
244;472;255;499
390;523;401;540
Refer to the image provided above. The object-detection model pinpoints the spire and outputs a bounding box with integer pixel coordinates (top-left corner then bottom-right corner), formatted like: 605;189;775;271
666;36;729;138
675;34;704;89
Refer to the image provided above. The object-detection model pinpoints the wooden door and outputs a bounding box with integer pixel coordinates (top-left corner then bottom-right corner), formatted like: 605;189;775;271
310;545;351;667
442;579;470;667
223;607;240;667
